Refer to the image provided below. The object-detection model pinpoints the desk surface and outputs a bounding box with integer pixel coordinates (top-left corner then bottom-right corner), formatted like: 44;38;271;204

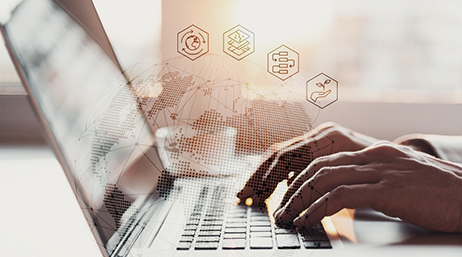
0;143;101;257
1;143;462;257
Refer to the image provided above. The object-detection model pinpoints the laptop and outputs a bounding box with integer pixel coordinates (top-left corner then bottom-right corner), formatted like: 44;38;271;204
3;0;461;257
1;0;337;256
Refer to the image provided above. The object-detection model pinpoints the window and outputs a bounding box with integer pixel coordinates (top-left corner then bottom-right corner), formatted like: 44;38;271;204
2;0;462;103
329;0;462;103
235;0;462;103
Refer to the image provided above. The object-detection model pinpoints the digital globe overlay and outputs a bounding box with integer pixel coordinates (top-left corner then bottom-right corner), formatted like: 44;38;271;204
128;55;313;174
81;54;317;249
124;54;316;212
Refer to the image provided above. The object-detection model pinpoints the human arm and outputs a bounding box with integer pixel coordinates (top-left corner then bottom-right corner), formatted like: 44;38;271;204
395;134;462;164
238;122;462;233
273;141;462;233
237;122;379;207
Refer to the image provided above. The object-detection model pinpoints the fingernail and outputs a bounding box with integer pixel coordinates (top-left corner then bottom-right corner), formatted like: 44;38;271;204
293;216;303;227
294;208;313;228
273;208;282;219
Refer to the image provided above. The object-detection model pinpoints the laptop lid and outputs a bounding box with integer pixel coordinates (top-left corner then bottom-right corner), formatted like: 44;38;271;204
1;0;164;255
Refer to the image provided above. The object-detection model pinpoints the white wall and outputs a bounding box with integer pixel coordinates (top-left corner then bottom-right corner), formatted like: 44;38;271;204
314;102;462;141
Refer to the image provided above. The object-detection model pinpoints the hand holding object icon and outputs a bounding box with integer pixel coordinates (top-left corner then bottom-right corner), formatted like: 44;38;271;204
310;79;332;102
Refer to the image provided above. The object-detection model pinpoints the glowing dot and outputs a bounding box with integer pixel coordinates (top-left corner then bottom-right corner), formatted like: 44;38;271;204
245;198;253;206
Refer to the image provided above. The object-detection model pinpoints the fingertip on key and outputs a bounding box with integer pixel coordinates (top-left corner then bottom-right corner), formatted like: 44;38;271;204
273;210;280;220
293;215;304;228
236;187;252;199
273;207;283;219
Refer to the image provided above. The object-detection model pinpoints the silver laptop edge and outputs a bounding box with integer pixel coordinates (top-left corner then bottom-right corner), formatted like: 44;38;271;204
1;1;340;256
0;1;162;256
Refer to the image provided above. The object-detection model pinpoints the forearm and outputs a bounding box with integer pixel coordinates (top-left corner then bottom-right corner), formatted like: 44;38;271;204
394;134;462;164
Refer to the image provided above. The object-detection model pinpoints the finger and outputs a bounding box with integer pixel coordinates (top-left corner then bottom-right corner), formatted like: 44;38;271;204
293;183;382;229
237;151;277;200
259;131;341;204
238;123;346;202
237;136;305;200
257;142;314;199
239;124;340;200
274;164;381;224
266;123;343;184
276;151;369;214
284;129;349;187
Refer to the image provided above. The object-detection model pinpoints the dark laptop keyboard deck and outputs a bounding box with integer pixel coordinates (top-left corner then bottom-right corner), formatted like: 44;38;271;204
177;185;332;251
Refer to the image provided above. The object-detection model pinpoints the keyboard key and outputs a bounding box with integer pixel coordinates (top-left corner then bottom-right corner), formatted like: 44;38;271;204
177;241;191;250
223;233;246;239
222;239;246;249
250;231;272;238
226;218;247;223
275;227;297;234
205;213;223;218
180;235;194;242
182;230;196;236
225;228;246;233
197;235;220;242
250;216;270;222
184;224;198;231
198;230;221;237
225;223;246;228
204;218;223;222
300;229;328;241
202;223;223;227
250;211;267;217
227;214;246;219
208;206;224;211
190;212;202;217
200;225;222;231
276;234;300;249
195;242;219;250
193;206;204;212
303;241;332;249
250;221;271;227
186;219;200;226
250;237;273;249
250;226;271;232
229;206;247;213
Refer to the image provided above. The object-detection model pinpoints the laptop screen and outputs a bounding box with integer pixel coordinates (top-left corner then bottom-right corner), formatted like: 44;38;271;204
1;0;162;250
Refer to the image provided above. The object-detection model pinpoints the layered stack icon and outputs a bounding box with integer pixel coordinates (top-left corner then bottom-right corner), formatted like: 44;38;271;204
223;25;255;60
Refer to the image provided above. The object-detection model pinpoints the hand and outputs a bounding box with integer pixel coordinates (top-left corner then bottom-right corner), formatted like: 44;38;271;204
237;122;379;208
274;142;462;233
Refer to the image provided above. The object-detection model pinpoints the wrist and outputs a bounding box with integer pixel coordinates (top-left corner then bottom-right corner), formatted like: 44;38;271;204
395;138;439;158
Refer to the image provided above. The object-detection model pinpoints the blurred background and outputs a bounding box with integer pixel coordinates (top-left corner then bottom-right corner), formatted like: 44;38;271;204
2;0;462;142
1;2;462;256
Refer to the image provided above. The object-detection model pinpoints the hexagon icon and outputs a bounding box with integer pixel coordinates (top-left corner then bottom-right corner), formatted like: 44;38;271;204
223;25;255;61
306;73;338;109
177;25;209;61
267;45;299;80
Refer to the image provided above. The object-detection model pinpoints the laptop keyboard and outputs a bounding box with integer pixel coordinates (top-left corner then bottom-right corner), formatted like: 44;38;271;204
177;185;332;251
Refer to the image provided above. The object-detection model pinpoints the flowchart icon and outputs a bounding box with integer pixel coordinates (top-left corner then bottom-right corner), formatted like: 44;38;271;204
267;45;299;80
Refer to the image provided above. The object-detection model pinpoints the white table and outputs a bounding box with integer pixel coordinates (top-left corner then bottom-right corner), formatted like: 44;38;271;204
1;143;462;257
0;144;101;257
